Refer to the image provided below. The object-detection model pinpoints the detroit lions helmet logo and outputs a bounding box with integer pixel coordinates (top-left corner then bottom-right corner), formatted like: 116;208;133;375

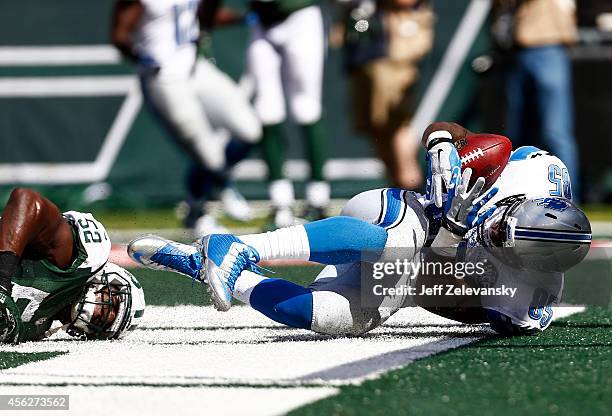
534;197;569;212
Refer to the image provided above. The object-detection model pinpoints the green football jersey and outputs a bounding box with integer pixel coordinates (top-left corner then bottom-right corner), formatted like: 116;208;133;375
250;0;318;26
10;211;110;342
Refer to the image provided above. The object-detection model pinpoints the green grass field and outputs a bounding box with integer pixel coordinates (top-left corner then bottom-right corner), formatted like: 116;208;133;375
291;306;612;416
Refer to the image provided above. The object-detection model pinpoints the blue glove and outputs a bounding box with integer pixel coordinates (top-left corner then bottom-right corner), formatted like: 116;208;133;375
443;168;498;236
426;138;462;208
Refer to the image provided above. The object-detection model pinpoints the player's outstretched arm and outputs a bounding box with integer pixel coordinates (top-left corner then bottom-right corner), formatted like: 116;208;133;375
0;188;73;342
0;188;75;276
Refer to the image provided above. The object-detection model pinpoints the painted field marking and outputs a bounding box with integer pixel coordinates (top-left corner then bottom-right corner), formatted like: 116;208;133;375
0;307;489;386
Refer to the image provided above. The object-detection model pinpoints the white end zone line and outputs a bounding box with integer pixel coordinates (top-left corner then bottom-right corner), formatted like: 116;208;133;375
0;305;585;415
0;305;585;387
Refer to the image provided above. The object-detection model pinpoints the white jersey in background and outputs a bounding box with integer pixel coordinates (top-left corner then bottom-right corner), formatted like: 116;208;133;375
133;0;262;173
134;0;200;79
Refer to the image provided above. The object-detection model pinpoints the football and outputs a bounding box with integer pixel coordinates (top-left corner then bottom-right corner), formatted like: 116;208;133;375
456;133;512;190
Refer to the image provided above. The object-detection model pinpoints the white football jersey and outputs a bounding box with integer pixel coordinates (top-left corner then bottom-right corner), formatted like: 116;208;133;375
464;244;563;332
464;146;571;332
134;0;200;79
483;146;573;210
63;211;111;274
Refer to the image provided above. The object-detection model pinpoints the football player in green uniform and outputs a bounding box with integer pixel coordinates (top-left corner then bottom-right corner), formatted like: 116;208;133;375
0;188;145;343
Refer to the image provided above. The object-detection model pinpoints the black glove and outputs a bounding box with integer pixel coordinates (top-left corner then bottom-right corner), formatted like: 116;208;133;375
0;252;22;343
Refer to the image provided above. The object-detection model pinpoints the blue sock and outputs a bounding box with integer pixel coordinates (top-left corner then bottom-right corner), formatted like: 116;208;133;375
304;216;387;264
249;279;313;330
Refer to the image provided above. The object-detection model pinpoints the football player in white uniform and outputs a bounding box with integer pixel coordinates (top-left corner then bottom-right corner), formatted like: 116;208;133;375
111;0;262;230
129;122;591;336
0;189;145;343
246;0;331;226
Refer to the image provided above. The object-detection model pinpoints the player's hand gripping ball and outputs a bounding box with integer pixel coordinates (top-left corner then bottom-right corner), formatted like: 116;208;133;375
443;167;499;236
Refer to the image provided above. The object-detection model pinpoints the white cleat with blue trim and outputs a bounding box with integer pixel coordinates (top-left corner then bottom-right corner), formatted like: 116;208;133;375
199;234;260;311
127;234;203;281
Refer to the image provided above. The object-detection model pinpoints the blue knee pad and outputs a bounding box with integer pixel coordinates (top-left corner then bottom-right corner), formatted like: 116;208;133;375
249;279;313;330
305;216;387;264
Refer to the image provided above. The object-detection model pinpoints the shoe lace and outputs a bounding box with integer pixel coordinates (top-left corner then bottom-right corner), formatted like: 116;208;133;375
226;247;271;292
154;245;203;280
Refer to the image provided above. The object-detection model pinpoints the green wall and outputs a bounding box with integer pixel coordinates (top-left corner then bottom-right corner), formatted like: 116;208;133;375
0;0;486;209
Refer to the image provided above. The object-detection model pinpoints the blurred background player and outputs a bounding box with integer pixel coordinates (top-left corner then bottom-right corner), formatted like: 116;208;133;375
337;0;434;190
0;189;145;343
491;0;580;199
111;0;262;235
246;0;331;227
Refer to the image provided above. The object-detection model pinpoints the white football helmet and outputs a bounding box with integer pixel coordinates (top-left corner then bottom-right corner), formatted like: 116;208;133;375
68;263;145;340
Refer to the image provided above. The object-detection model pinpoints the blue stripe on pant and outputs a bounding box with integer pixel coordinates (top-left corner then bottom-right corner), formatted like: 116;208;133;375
304;216;388;264
250;278;313;329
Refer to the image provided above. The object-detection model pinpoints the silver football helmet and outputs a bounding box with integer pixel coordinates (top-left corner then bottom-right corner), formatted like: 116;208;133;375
68;263;145;340
478;195;591;273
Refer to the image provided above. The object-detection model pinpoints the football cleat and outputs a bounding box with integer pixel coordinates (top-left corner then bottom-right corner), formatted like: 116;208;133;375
193;214;229;237
221;186;253;222
127;235;203;280
199;234;260;311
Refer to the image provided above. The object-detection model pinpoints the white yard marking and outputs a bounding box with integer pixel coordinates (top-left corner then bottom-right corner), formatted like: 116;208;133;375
0;305;585;415
0;386;337;416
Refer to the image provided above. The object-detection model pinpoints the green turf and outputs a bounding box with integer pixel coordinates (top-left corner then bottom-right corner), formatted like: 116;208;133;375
95;209;183;230
290;307;612;416
132;265;323;306
95;208;269;230
0;352;66;370
583;204;612;222
564;260;612;306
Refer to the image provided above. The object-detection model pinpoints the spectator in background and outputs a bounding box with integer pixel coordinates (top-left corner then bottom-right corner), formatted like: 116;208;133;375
336;0;433;190
492;0;580;199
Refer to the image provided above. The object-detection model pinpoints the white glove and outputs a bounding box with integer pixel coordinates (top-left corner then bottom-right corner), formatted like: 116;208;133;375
425;131;462;208
443;168;498;236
